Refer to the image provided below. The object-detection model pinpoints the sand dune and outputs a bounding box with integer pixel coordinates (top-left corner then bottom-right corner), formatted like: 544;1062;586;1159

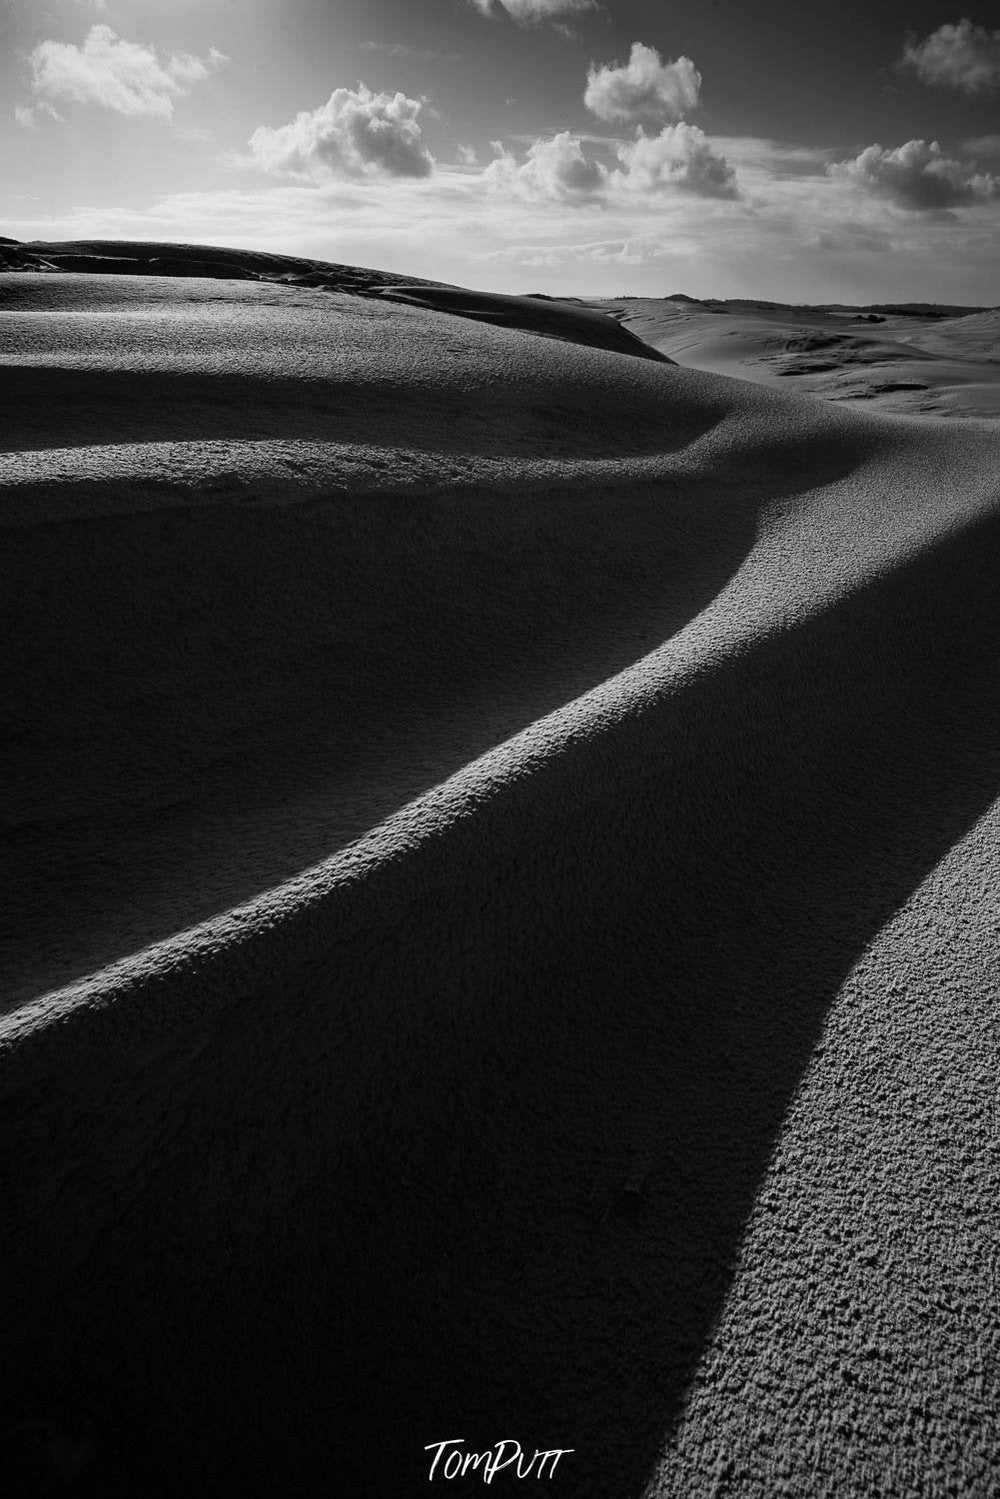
0;237;663;363
595;295;1000;421
2;253;999;1496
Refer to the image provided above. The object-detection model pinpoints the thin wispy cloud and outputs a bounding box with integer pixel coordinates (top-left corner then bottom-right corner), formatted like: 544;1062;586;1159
468;0;596;24
830;139;1000;211
249;85;435;180
360;42;461;63
584;43;701;124
964;133;1000;160
901;18;1000;96
27;26;225;121
15;100;65;128
800;221;893;254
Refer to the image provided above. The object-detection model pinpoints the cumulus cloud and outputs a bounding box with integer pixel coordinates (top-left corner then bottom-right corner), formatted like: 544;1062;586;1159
901;19;1000;95
467;0;596;23
829;139;1000;211
12;152;998;305
482;124;737;203
483;131;606;201
249;85;435;180
28;26;225;120
584;42;700;123
613;124;739;199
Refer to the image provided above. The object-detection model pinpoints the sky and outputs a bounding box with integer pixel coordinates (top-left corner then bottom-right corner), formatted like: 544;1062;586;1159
2;0;999;301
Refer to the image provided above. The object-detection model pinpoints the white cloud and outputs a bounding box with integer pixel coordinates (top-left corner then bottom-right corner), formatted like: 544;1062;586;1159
829;139;1000;211
10;152;999;305
612;124;739;199
482;124;737;204
584;42;700;123
484;131;606;201
14;100;65;128
28;25;225;120
468;0;596;23
249;85;435;180
901;19;1000;95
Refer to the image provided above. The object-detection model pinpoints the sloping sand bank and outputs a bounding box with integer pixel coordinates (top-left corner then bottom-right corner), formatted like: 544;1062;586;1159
2;265;999;1496
0;237;665;363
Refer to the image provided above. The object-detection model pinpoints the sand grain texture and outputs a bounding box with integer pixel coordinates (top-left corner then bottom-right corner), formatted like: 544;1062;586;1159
1;259;999;1497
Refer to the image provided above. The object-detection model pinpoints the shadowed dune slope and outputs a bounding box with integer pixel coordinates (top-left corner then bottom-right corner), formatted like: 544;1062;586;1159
373;283;668;361
2;270;1000;1497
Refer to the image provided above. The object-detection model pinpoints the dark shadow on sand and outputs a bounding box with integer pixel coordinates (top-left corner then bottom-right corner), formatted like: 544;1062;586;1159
1;427;866;1007
0;366;689;461
3;493;1000;1496
323;506;1000;1497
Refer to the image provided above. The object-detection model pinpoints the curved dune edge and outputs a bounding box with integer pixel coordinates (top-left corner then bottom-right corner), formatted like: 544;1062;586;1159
0;235;668;363
4;457;1000;1495
371;283;668;362
5;412;997;1062
3;266;1000;1496
0;420;995;1069
2;267;876;1008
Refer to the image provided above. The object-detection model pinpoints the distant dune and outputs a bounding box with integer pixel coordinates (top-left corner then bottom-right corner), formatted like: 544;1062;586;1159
2;247;999;1497
594;293;1000;420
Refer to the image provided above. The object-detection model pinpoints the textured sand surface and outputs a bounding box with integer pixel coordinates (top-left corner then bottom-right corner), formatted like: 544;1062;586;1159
0;237;664;363
2;258;999;1496
594;296;1000;421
